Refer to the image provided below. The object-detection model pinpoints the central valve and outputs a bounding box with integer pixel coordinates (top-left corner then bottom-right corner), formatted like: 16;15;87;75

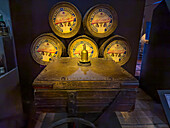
78;44;91;66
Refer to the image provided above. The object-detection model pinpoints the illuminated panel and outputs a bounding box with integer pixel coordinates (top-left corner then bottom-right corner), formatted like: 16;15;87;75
31;33;64;65
68;35;98;58
49;2;81;38
83;4;118;38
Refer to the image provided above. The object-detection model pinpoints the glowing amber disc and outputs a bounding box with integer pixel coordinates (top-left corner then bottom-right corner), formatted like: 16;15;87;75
30;33;66;65
100;35;131;65
83;4;118;38
49;2;82;38
68;35;99;58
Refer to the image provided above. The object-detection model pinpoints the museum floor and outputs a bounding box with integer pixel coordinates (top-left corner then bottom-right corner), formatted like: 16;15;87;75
116;88;169;128
33;88;169;128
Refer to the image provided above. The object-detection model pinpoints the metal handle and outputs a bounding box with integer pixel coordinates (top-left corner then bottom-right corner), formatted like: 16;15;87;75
48;117;96;128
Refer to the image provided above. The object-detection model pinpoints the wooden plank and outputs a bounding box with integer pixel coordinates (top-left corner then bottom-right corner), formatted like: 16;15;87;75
34;91;67;97
77;91;118;98
36;107;67;113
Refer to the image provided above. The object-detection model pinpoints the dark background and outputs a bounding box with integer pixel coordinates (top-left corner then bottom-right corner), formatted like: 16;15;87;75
140;0;170;101
9;0;145;113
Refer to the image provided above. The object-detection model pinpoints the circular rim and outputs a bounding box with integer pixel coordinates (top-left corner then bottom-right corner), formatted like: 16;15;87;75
83;4;118;38
44;33;66;56
49;2;82;38
30;33;64;65
68;35;99;58
100;35;131;66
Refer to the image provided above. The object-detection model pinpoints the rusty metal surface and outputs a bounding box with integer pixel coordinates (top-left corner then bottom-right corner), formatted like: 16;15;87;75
33;57;138;89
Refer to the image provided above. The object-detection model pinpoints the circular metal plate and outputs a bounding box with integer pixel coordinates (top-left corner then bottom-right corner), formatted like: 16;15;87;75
49;2;82;38
68;35;99;58
83;4;118;38
100;35;131;65
31;33;65;65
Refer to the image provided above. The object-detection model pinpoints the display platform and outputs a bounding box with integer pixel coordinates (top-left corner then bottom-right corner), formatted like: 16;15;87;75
33;57;138;127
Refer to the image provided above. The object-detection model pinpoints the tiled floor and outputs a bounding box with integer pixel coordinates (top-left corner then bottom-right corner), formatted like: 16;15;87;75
116;88;169;128
33;88;169;128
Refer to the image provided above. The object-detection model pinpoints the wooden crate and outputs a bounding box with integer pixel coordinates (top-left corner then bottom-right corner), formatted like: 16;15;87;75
33;58;138;114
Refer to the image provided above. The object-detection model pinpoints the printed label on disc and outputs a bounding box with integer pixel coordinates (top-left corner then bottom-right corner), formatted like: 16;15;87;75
68;36;98;58
52;7;77;33
90;8;112;33
31;34;62;65
49;2;82;38
104;39;130;65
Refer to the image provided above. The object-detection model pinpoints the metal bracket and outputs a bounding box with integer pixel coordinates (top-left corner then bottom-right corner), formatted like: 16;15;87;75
67;92;77;116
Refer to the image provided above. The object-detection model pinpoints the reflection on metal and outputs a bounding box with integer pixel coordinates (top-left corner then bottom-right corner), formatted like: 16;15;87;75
83;4;118;38
78;44;91;66
30;33;66;65
33;58;137;85
49;2;82;38
99;35;131;66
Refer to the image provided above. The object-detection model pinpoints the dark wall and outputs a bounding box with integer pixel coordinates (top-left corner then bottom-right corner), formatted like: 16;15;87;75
0;0;22;122
140;0;170;101
9;0;145;113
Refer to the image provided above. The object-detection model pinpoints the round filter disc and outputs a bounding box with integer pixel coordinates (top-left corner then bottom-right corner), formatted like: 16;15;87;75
30;33;65;65
83;4;118;38
68;35;99;58
102;35;131;65
49;2;82;38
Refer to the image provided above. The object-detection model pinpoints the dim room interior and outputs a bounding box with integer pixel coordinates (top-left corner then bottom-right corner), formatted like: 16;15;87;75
0;0;170;128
